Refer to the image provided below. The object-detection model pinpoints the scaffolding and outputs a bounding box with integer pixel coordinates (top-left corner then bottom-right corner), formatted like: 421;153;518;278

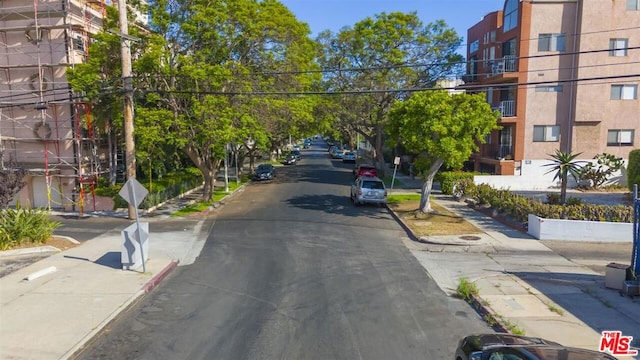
0;0;108;213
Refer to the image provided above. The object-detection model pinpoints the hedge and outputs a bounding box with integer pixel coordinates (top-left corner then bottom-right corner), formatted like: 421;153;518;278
627;149;640;192
436;171;482;195
95;168;204;210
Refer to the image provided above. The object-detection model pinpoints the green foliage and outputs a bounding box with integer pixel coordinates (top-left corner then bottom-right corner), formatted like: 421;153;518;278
456;277;479;301
94;168;203;210
0;205;61;249
388;91;501;171
579;153;624;189
387;194;422;204
459;183;632;223
627;149;640;191
546;193;561;205
437;171;479;195
543;150;586;204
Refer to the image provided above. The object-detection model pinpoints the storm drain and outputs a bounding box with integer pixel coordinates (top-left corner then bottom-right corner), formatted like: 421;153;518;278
459;235;482;241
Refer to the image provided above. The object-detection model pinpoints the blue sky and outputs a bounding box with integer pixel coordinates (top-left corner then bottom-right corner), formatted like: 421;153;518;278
279;0;505;52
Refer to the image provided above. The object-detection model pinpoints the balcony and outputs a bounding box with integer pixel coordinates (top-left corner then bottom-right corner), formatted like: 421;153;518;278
492;100;516;117
484;56;518;83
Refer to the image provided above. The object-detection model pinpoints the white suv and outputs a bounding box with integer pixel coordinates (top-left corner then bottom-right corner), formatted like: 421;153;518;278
350;176;387;206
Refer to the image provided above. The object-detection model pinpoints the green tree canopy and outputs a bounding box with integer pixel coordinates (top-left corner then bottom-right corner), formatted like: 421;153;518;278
388;90;500;212
317;12;463;173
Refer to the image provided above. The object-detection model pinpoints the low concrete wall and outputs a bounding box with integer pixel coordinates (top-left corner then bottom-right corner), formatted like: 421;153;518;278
527;214;632;242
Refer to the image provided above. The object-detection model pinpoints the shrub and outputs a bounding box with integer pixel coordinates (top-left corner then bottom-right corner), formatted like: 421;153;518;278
0;205;61;249
458;183;632;223
438;171;479;195
579;153;624;189
94;168;204;210
628;149;640;192
546;193;561;205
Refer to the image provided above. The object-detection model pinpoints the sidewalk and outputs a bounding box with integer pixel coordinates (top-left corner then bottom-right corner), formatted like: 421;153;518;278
0;183;245;360
390;171;640;359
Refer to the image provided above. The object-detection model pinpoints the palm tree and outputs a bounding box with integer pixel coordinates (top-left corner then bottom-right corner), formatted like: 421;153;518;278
543;150;585;204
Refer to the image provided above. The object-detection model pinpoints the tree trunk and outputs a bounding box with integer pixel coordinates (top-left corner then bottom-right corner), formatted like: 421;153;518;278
560;176;567;204
374;126;385;178
418;159;444;213
202;169;215;200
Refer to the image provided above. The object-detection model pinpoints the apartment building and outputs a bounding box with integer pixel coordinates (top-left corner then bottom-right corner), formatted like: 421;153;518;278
463;0;640;189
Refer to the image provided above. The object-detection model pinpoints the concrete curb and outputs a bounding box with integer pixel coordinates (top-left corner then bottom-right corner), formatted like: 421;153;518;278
468;293;511;334
142;260;179;293
0;245;60;258
63;259;180;359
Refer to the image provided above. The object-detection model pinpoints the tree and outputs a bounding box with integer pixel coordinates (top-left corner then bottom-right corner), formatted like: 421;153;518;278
543;150;586;204
578;153;624;189
0;152;27;208
387;90;500;212
70;0;320;200
317;13;463;175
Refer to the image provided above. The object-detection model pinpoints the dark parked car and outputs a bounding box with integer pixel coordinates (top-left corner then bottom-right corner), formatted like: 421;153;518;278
282;153;297;165
291;150;302;160
253;164;275;181
455;333;616;360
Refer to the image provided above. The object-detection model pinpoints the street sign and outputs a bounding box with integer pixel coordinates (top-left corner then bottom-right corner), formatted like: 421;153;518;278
394;156;401;165
119;178;149;208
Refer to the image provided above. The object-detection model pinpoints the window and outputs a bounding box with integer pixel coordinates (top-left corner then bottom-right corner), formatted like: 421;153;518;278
610;38;628;56
490;30;496;43
611;84;638;100
504;0;519;32
533;125;560;142
535;85;563;92
538;34;566;51
470;40;479;53
627;0;640;10
608;129;634;146
74;35;85;52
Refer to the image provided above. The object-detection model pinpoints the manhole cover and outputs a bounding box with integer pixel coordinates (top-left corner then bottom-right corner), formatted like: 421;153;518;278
459;235;481;241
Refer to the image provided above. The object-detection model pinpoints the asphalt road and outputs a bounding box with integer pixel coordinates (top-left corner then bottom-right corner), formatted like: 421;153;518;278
73;141;490;360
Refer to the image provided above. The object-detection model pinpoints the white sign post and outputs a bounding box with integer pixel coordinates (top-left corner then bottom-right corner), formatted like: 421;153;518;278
391;156;401;190
119;178;149;272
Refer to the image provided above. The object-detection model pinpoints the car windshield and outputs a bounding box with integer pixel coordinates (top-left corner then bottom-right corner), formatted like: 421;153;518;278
362;181;384;189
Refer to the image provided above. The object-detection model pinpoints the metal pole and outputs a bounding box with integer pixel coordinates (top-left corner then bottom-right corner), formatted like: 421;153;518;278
235;148;239;184
390;164;398;190
224;144;229;192
118;0;136;220
632;184;639;277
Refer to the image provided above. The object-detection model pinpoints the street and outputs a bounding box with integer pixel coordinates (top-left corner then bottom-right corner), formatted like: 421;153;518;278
73;142;490;360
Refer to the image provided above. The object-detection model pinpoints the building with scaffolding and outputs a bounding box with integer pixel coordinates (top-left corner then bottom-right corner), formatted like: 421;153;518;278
0;0;135;212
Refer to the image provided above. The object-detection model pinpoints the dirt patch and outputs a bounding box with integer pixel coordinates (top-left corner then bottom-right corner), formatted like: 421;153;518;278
5;236;81;252
388;200;482;237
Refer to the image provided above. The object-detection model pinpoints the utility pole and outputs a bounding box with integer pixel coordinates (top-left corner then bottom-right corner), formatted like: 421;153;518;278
117;0;136;220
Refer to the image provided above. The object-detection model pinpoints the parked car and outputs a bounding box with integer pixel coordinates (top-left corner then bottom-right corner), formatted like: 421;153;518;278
303;140;311;149
351;176;387;206
292;145;301;152
354;163;377;178
454;333;616;360
253;164;275;181
282;153;297;165
342;151;357;163
330;147;344;159
291;150;302;160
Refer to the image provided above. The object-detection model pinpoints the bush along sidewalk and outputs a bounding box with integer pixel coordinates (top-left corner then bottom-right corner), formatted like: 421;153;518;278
443;178;632;225
0;205;61;250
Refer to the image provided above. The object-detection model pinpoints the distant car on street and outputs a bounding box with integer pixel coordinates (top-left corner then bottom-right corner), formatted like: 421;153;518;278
342;152;356;163
253;164;275;181
282;153;297;165
292;145;301;152
454;333;616;360
291;150;302;160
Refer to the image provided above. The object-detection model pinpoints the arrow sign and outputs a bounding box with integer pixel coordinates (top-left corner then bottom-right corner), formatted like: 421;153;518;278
119;178;149;208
